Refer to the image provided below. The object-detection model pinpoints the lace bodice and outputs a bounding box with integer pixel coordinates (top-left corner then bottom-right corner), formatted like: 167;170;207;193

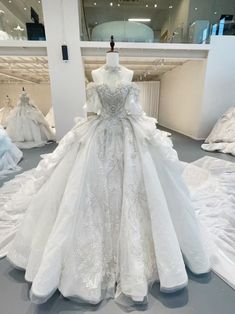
84;82;143;118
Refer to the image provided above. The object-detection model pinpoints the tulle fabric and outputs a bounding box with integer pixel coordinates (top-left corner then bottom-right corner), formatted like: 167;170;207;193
6;100;55;149
202;107;235;155
0;82;233;305
0;126;22;178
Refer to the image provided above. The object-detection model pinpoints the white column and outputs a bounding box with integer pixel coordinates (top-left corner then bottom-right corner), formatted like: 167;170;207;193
198;36;235;138
42;0;86;139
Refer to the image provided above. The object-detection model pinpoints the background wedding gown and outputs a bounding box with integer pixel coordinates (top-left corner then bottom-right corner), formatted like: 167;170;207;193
0;125;22;178
6;92;55;149
0;75;234;305
0;96;14;128
202;106;235;156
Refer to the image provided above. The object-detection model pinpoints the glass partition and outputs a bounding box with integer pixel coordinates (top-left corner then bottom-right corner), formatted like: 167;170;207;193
0;0;45;41
80;0;235;43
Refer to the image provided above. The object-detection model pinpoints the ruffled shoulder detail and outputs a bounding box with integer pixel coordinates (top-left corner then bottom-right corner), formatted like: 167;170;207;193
83;82;101;114
125;82;144;116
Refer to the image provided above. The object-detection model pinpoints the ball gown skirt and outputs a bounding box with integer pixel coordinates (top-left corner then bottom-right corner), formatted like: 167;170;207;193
6;102;56;149
202;106;235;155
0;126;22;178
0;83;234;305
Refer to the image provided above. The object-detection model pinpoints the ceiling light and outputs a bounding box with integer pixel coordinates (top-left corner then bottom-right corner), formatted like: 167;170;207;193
169;5;173;9
93;2;97;5
128;18;151;22
14;25;24;31
24;7;27;10
214;11;217;15
8;0;12;3
110;2;113;6
38;0;41;3
146;4;149;8
154;4;157;8
118;4;120;6
194;7;198;10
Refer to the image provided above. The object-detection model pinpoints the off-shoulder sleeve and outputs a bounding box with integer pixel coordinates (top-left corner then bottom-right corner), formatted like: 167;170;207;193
125;83;144;116
83;83;101;114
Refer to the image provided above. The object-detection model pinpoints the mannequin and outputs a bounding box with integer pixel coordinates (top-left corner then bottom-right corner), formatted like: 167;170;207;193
91;36;133;84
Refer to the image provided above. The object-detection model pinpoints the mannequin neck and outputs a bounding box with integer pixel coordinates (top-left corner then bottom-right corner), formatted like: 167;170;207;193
106;52;119;67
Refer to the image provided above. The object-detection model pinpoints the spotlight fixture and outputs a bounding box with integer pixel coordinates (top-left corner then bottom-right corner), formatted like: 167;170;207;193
214;11;217;15
8;0;12;3
110;2;113;6
146;4;149;8
24;7;27;11
194;7;198;11
14;24;24;31
169;5;173;9
118;3;120;6
154;4;157;8
128;18;151;22
93;2;97;5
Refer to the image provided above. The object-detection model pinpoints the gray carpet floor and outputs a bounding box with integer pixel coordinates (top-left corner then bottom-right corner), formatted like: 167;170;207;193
0;129;234;314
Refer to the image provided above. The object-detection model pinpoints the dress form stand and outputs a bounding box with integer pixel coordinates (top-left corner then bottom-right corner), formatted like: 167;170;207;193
91;36;133;84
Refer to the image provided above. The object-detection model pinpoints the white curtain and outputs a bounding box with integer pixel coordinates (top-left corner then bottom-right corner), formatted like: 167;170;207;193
135;81;160;120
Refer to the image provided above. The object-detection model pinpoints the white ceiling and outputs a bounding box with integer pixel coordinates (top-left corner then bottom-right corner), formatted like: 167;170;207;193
0;55;188;84
0;56;49;84
82;0;178;34
0;0;43;36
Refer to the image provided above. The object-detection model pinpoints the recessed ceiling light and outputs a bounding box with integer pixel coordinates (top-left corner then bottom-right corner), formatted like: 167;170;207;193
24;7;27;10
93;2;96;5
169;5;173;9
38;0;41;3
195;7;198;10
214;11;217;15
154;4;157;8
110;2;113;6
128;18;151;22
118;3;120;6
8;0;12;3
146;4;149;8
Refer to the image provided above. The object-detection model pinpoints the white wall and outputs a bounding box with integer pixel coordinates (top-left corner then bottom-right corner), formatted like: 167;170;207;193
198;36;235;138
0;83;51;115
159;60;207;139
42;0;86;139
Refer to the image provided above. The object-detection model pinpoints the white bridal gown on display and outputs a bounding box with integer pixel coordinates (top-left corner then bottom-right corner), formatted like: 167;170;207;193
202;106;235;156
6;92;55;149
0;96;14;128
0;65;234;305
0;125;22;177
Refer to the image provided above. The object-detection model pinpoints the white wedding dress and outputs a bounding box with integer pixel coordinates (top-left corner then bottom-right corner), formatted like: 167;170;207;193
0;96;14;128
0;125;22;178
202;107;235;156
0;66;234;305
6;92;55;149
